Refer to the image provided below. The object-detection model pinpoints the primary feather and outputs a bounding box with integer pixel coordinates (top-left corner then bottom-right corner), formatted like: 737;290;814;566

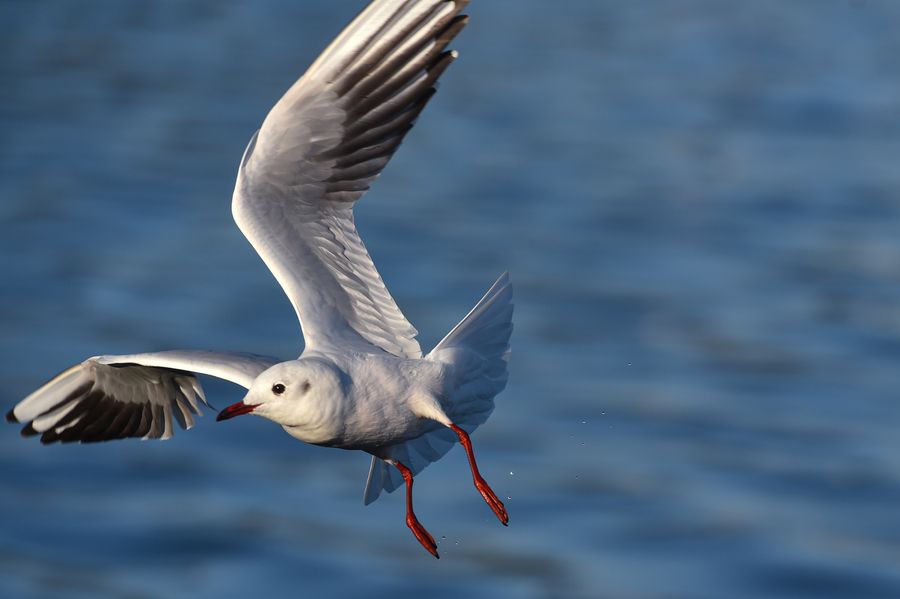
7;351;278;444
234;0;470;358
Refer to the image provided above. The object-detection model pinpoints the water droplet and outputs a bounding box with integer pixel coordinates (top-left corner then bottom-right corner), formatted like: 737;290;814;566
506;496;512;500
581;420;587;424
509;471;515;476
441;535;446;540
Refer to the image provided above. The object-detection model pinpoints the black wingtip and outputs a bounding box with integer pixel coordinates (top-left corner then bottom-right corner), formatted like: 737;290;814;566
6;408;17;423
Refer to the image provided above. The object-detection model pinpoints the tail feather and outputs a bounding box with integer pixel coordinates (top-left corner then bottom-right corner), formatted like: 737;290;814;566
363;272;513;504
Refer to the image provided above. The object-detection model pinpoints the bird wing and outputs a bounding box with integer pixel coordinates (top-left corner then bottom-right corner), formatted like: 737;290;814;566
232;0;470;358
7;351;278;444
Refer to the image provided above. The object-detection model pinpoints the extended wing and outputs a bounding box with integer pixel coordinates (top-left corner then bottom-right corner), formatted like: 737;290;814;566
7;351;278;444
233;0;469;358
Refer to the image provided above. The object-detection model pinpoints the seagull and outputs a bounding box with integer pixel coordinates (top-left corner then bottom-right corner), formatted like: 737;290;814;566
6;0;512;559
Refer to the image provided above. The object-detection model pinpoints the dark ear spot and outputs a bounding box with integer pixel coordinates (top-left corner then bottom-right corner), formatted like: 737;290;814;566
301;381;311;394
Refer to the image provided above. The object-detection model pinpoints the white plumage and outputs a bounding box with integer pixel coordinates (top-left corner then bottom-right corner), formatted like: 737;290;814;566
7;0;511;559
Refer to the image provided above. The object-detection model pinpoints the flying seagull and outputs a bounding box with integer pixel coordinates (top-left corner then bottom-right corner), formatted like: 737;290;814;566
6;0;512;559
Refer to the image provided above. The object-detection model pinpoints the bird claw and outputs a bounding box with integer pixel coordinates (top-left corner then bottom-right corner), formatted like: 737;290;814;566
475;475;509;525
407;515;439;558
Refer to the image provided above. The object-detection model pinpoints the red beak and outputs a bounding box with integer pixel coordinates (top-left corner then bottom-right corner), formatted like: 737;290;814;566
216;401;260;422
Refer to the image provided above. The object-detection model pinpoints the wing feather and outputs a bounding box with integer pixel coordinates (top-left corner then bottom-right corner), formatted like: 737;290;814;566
233;0;470;358
7;351;278;445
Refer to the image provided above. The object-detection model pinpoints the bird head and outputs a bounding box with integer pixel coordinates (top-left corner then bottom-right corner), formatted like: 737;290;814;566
217;358;346;441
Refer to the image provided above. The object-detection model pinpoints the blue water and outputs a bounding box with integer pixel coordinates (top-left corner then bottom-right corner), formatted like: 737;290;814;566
3;1;900;597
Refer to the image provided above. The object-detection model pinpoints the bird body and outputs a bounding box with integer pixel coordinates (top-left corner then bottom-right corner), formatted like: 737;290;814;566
258;351;447;450
8;0;511;558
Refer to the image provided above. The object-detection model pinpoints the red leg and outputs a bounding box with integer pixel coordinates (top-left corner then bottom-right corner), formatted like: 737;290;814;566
393;461;439;559
449;424;509;526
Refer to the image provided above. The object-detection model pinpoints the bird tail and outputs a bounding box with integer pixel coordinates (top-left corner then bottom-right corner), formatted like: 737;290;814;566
363;273;513;505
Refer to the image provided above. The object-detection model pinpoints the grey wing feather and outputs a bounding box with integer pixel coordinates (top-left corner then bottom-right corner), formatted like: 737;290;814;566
233;0;470;358
7;351;278;445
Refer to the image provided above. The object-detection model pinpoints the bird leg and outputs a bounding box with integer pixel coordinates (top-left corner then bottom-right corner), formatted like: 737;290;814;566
393;460;439;559
449;424;509;525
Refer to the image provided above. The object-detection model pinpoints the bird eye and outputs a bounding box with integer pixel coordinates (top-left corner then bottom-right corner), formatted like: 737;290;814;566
272;383;286;395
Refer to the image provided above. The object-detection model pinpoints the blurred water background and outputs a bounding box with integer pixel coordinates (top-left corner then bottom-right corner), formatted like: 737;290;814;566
2;1;900;597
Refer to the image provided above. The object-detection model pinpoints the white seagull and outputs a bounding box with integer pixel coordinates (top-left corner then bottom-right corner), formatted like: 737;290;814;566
7;0;512;558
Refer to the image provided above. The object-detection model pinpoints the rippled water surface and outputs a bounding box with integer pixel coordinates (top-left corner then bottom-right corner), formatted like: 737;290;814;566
3;1;900;597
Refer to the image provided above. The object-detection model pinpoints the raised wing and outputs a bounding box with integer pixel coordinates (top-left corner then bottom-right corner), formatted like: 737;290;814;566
7;351;278;444
233;0;470;358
